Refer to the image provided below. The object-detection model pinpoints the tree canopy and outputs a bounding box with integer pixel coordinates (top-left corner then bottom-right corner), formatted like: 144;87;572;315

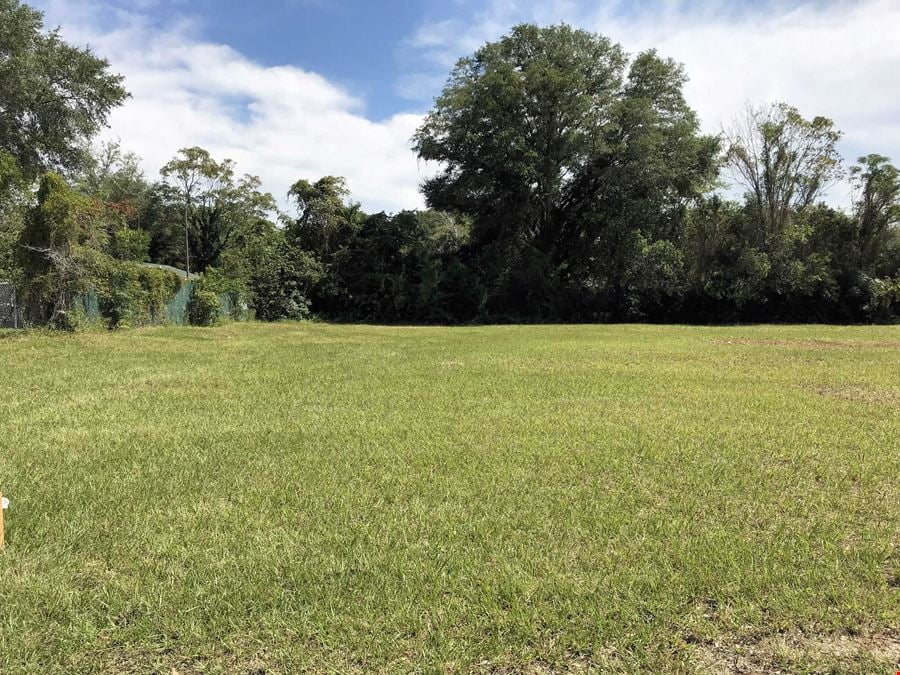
161;147;276;273
415;25;719;318
0;0;128;178
0;7;897;327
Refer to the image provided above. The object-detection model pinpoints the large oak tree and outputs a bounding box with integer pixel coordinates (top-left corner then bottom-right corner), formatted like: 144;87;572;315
414;24;718;318
0;0;128;178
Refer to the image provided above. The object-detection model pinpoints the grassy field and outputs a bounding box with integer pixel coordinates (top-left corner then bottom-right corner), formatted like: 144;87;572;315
0;323;897;673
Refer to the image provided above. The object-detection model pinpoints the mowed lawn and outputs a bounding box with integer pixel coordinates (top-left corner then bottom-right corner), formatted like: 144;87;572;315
0;323;897;673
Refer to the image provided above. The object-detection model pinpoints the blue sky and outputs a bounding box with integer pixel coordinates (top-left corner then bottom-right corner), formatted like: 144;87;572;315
40;0;468;119
172;0;444;120
31;0;900;212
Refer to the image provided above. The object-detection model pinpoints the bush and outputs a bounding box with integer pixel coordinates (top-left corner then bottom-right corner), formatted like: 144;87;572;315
861;275;900;323
188;283;221;326
203;266;248;320
433;260;483;322
623;236;686;320
95;260;181;328
250;244;320;321
110;228;151;262
18;173;111;328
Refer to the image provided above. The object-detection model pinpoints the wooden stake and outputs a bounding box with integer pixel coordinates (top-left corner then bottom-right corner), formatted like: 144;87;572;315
0;492;5;551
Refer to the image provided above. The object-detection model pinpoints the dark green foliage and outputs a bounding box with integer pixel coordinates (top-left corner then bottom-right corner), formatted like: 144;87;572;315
622;235;685;320
188;279;221;326
0;0;128;178
95;259;181;328
159;147;276;275
18;173;111;328
280;205;481;323
249;241;319;321
413;25;720;320
0;151;27;284
287;176;359;256
402;25;898;324
860;275;900;322
140;184;186;268
2;13;897;326
271;156;897;326
678;188;900;323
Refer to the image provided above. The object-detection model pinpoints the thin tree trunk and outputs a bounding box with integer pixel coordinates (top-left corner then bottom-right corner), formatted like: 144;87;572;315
184;202;191;277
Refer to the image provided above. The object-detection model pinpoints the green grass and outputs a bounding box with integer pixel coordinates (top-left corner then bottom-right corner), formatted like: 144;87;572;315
0;323;898;673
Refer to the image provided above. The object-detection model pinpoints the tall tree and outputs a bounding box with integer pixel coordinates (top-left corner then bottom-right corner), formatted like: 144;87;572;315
850;154;900;273
725;103;843;239
415;25;627;253
284;175;363;315
414;25;717;318
287;176;360;256
160;148;276;273
190;172;276;273
575;50;719;316
74;141;148;208
160;147;216;276
0;0;128;178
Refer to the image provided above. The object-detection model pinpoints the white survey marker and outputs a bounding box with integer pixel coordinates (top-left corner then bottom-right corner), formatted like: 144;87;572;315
1;496;8;510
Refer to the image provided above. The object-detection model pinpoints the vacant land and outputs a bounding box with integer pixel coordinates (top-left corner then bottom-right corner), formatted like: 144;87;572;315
0;323;897;673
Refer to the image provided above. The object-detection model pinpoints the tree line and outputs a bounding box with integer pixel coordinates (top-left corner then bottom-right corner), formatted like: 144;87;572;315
1;3;897;327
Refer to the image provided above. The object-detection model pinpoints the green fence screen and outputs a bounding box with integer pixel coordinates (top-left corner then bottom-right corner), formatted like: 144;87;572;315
75;281;240;327
166;282;194;325
76;291;101;323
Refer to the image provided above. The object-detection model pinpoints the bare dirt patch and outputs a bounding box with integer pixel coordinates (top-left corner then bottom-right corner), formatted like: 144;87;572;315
693;630;900;673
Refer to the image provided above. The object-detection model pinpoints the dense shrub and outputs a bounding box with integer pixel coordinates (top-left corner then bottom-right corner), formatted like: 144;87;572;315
203;266;247;320
622;236;686;321
95;259;181;328
110;227;150;262
18;173;111;328
0;151;27;286
250;243;319;321
861;275;900;323
188;280;221;326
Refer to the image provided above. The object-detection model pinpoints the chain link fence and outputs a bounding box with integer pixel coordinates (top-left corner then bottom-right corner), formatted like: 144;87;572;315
0;282;21;329
1;276;242;329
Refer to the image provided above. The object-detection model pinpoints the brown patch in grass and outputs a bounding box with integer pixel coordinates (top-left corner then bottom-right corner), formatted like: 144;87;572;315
476;648;620;674
807;385;900;406
714;338;898;350
692;630;900;674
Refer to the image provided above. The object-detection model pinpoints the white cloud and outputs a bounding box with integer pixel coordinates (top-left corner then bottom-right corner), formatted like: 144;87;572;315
36;0;429;213
405;0;900;207
33;0;900;212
